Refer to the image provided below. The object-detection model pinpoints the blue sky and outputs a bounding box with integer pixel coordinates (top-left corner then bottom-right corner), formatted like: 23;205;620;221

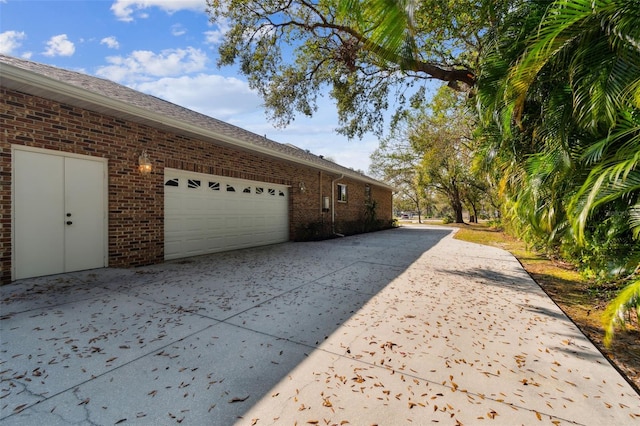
0;0;383;172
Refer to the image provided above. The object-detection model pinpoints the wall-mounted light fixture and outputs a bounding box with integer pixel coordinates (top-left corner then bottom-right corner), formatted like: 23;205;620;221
138;150;152;174
299;181;306;193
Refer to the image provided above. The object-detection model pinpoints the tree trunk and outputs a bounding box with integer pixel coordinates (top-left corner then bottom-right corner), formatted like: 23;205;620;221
414;199;422;224
454;203;464;223
450;181;464;223
469;202;478;223
451;195;464;223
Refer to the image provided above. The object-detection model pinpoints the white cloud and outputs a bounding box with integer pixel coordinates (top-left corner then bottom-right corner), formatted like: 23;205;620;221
266;121;377;173
89;40;374;171
43;34;75;57
95;47;208;82
134;74;261;120
203;30;223;45
111;0;205;22
171;24;186;36
205;19;273;46
204;18;231;45
100;36;120;49
134;73;374;171
0;30;26;55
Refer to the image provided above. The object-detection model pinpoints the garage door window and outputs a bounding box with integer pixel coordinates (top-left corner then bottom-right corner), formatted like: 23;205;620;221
164;169;289;261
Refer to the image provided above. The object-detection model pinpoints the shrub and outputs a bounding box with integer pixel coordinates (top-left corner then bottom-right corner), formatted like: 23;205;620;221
295;218;394;242
442;215;454;224
294;221;332;241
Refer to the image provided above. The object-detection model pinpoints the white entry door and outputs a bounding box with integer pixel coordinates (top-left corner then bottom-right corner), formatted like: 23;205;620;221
164;169;289;260
13;148;107;280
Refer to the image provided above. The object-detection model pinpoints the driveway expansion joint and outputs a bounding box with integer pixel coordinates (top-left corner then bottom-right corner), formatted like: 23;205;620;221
2;227;638;425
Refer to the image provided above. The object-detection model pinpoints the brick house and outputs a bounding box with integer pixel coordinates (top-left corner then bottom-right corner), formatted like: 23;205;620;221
0;55;394;284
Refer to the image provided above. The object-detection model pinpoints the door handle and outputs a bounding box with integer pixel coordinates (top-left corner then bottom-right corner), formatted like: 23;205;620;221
66;221;73;225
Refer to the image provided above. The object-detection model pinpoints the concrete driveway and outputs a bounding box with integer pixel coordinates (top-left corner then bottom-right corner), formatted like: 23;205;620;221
1;226;638;425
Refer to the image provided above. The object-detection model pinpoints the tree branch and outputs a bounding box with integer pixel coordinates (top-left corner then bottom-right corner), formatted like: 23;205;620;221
281;14;476;88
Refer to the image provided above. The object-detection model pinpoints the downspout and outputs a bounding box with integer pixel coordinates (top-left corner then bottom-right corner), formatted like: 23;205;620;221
319;171;324;233
319;171;323;216
331;174;344;236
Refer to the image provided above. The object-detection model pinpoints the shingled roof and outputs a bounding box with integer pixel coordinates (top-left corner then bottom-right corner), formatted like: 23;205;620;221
0;54;393;190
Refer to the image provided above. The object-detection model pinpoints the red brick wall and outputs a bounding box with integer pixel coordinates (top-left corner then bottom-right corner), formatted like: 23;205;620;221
1;87;392;283
371;184;393;221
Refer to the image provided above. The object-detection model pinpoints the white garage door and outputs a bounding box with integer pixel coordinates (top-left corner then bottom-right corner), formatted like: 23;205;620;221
164;168;290;260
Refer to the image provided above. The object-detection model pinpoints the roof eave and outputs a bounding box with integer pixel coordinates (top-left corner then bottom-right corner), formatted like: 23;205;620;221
1;62;396;191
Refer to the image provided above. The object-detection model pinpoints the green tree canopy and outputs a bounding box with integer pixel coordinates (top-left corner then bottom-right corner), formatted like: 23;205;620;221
205;0;502;138
411;87;479;223
369;124;426;220
372;86;489;223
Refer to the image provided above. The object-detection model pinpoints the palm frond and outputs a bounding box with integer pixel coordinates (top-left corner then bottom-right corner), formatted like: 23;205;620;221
630;203;640;239
603;277;640;347
337;0;418;66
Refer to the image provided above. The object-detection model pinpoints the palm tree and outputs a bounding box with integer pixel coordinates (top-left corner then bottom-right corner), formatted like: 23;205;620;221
475;0;572;244
477;0;640;345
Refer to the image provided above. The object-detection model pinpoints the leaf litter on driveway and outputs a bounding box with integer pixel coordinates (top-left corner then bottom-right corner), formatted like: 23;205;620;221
1;228;638;425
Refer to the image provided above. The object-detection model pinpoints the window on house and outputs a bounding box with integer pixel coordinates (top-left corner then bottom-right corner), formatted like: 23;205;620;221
227;184;236;192
268;188;276;195
337;184;347;202
256;187;264;195
187;179;201;189
243;186;251;193
165;178;179;187
209;181;220;191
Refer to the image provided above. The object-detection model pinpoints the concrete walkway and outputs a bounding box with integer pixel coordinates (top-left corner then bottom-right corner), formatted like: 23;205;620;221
1;226;638;425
